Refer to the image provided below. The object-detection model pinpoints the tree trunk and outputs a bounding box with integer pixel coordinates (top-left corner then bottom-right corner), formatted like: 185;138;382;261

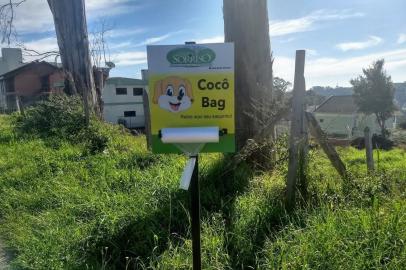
47;0;99;124
375;113;386;138
223;0;273;150
93;67;110;118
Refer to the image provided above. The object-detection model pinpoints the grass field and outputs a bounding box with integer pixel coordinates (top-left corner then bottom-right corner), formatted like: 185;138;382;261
0;114;405;269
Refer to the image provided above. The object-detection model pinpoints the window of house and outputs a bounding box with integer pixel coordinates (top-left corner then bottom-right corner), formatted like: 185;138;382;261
319;119;324;123
6;78;14;93
124;111;136;117
41;75;50;91
116;88;127;95
133;87;143;96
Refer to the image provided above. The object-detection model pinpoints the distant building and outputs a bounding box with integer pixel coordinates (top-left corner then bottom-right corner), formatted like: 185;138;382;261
0;61;64;112
401;103;406;112
0;48;25;110
102;77;147;128
314;95;397;138
0;48;24;75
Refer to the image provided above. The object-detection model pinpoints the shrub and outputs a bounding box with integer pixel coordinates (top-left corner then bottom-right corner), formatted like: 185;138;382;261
351;134;394;150
13;94;108;153
399;121;406;130
14;94;85;139
77;121;109;154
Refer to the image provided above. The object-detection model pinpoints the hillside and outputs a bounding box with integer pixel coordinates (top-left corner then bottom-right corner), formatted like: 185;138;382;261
310;86;353;97
309;82;406;107
394;83;406;108
0;107;405;269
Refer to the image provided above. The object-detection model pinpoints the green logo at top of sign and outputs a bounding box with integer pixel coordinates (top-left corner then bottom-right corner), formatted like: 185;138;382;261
167;47;216;67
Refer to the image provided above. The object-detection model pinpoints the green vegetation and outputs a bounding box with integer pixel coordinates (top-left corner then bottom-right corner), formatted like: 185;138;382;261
351;59;396;137
0;98;405;269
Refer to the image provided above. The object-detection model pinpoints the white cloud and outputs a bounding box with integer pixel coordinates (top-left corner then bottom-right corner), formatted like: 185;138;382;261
6;0;54;33
273;48;406;87
142;34;172;45
273;56;295;82
305;49;318;56
107;28;146;39
397;33;406;44
110;31;181;67
23;37;58;52
111;51;147;66
18;35;148;66
196;36;224;44
269;17;313;37
17;36;59;62
269;9;364;37
336;36;383;51
133;31;184;47
86;0;130;10
277;37;296;44
0;0;140;34
109;41;132;50
85;0;142;17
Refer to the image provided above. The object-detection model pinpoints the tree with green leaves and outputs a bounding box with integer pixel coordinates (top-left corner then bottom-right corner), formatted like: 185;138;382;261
351;59;395;137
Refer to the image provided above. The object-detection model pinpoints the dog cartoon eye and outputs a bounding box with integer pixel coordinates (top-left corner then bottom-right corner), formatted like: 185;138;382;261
166;85;174;96
178;85;186;97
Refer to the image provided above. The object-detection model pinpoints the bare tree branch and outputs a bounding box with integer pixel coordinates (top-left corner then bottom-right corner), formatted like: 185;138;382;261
13;41;60;64
0;0;61;64
0;0;26;45
89;19;113;68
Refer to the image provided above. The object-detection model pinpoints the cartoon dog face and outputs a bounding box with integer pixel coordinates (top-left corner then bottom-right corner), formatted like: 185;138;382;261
153;76;193;113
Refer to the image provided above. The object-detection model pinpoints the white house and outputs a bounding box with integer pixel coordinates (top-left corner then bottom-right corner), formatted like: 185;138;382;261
314;95;397;138
102;77;147;128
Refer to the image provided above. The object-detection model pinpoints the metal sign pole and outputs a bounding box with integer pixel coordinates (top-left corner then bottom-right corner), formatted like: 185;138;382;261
190;155;201;270
148;40;235;268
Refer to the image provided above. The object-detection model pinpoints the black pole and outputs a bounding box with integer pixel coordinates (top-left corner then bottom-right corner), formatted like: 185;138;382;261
185;41;200;269
190;155;201;270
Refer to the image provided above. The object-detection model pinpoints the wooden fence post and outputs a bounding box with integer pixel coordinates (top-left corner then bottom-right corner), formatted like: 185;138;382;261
306;112;347;179
286;50;307;209
364;127;374;172
15;95;21;113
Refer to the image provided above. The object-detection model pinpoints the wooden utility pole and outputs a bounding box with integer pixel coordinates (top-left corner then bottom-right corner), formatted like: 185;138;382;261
223;0;273;150
286;50;307;209
47;0;99;124
364;127;374;172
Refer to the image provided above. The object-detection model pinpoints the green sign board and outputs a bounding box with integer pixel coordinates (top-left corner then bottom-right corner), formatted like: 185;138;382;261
166;47;216;67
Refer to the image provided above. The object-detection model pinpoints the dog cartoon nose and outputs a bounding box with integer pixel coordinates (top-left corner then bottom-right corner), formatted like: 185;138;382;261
177;95;183;101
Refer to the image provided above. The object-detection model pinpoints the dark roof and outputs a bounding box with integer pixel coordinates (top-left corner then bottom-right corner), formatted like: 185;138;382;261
0;61;61;79
314;95;358;114
106;77;145;85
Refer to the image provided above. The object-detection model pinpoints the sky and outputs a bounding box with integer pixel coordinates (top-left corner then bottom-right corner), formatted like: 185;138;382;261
1;0;405;88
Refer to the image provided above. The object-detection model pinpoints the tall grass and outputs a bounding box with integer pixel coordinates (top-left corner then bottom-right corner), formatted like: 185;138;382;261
0;111;404;269
259;201;405;269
